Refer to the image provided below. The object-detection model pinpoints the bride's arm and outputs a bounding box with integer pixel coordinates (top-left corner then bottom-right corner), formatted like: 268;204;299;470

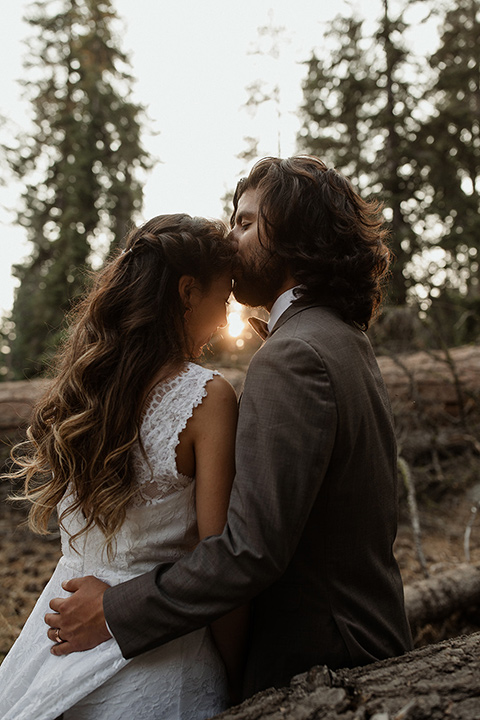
189;374;248;703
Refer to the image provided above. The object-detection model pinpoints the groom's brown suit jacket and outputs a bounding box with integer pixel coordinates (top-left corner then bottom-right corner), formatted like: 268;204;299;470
104;303;413;697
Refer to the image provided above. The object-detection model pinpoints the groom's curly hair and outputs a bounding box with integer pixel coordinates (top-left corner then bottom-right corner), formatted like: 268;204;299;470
231;155;391;330
6;214;232;558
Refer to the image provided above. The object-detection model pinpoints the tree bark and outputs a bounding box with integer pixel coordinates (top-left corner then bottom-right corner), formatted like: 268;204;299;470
404;562;480;630
0;379;50;433
216;632;480;719
0;380;51;465
376;345;480;425
0;345;478;431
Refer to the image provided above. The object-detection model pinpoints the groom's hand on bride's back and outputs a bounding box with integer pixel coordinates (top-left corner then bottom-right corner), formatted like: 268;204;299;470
45;576;112;655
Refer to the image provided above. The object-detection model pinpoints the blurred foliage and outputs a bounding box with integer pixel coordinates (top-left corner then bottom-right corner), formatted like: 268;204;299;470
298;4;417;305
369;293;480;357
5;0;151;379
414;0;480;297
4;0;480;381
298;0;480;327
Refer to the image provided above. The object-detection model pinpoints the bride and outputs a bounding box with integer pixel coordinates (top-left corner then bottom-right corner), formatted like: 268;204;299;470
0;214;246;719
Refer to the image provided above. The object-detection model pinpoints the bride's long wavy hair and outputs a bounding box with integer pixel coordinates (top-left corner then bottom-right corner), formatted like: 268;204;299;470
7;214;233;557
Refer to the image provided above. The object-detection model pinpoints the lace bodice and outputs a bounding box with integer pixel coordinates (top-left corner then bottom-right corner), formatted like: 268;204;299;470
58;362;219;582
133;363;219;503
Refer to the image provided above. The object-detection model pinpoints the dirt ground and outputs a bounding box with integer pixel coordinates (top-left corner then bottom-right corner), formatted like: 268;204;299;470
395;487;480;647
0;485;61;661
2;477;480;664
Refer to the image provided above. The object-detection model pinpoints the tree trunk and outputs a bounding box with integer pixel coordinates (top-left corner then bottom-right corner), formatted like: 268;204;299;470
376;344;480;425
216;632;480;719
0;380;51;465
0;380;50;425
1;344;478;429
404;562;480;630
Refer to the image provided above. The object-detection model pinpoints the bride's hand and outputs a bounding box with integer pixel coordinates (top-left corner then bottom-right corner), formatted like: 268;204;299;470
45;576;112;655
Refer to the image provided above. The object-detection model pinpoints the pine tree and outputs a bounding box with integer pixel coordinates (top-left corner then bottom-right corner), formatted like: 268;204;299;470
374;0;421;305
8;0;150;378
417;0;480;297
298;16;376;182
298;3;423;305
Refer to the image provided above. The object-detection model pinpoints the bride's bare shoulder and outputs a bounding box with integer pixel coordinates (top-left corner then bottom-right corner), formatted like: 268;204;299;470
186;372;238;431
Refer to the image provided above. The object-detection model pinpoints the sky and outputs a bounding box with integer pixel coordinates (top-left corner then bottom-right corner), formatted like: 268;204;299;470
0;0;440;314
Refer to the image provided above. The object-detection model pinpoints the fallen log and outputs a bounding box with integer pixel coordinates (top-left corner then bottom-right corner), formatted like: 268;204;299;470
404;562;480;630
0;379;50;432
0;380;51;465
0;345;478;433
216;631;480;719
377;344;480;425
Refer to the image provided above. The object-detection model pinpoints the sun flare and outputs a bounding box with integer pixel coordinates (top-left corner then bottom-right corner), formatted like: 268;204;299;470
227;302;246;338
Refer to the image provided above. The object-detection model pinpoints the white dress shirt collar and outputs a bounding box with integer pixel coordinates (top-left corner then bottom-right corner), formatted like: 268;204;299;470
267;286;303;332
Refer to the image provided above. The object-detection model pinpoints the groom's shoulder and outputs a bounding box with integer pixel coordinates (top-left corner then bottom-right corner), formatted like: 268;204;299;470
255;304;372;372
271;304;357;347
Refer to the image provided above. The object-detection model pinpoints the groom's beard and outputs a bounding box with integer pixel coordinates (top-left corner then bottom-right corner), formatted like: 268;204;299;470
233;245;288;308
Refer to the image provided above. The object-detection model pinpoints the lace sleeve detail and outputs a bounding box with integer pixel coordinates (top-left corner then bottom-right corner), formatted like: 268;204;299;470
132;364;220;505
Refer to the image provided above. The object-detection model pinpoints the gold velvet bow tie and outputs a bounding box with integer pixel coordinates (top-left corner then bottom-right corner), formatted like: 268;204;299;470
248;317;269;340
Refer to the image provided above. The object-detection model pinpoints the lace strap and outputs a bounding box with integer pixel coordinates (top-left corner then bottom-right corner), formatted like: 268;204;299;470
140;363;220;480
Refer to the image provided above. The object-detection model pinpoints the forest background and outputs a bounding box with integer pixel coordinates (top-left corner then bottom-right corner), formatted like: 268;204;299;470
0;0;479;378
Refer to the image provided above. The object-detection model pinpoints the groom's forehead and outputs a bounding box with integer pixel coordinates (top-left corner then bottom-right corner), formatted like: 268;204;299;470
235;188;260;220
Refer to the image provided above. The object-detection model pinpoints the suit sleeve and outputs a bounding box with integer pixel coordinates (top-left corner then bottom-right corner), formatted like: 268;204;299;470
104;336;337;658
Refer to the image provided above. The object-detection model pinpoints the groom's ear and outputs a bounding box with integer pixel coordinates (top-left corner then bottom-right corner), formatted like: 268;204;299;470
178;275;196;305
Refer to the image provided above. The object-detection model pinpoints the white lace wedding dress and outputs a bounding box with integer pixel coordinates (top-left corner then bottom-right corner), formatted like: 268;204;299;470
0;363;228;720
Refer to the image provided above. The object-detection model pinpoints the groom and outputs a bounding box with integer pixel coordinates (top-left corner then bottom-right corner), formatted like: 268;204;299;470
46;156;412;696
